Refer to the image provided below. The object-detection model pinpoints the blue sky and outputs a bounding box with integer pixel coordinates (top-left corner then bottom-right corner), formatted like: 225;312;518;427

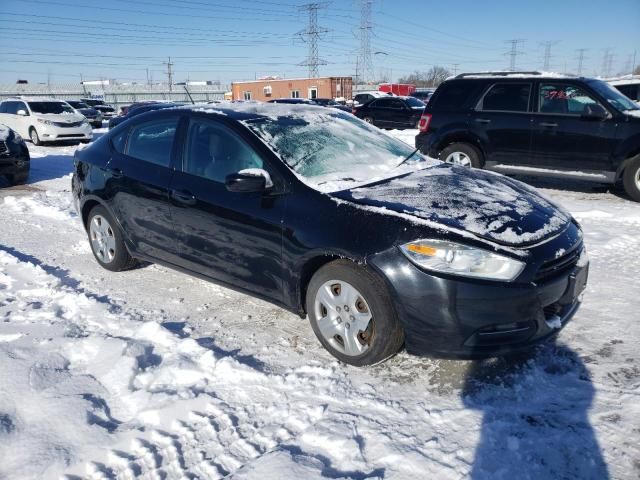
1;0;638;85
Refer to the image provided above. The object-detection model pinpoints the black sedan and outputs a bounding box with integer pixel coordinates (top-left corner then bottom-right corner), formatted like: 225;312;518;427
72;104;588;366
0;124;29;185
66;100;103;128
353;95;426;129
107;102;182;130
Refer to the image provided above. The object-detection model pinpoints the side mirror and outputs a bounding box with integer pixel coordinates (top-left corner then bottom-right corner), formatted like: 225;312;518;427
17;109;28;116
225;169;273;193
581;103;608;120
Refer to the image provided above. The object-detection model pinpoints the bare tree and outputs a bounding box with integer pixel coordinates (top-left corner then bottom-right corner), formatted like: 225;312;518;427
398;66;452;87
634;65;640;75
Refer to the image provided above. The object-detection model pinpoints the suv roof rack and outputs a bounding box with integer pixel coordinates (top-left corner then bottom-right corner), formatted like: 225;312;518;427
455;71;543;78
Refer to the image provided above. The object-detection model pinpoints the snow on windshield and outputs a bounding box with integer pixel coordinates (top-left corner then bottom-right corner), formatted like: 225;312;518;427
241;107;439;191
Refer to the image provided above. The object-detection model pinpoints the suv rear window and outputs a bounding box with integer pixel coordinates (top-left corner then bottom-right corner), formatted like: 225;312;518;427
428;80;486;111
479;83;531;112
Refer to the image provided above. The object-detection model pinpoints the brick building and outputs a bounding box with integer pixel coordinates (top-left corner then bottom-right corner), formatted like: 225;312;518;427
231;77;353;102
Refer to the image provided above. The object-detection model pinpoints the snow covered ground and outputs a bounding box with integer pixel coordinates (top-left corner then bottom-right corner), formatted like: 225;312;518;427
0;128;639;479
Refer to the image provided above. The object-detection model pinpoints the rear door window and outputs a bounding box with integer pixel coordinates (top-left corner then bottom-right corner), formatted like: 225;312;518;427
479;83;531;112
125;118;178;167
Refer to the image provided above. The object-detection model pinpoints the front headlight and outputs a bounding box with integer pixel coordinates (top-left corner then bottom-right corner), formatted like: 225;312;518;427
400;239;526;282
37;118;53;125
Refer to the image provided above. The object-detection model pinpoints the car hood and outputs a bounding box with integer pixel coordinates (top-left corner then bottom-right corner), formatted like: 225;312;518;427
331;165;571;247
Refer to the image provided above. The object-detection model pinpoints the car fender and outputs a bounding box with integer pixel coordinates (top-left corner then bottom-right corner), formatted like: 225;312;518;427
78;194;136;254
434;124;486;162
613;132;640;179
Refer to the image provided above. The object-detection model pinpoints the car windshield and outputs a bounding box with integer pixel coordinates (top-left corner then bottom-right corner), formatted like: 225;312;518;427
588;80;639;111
405;97;426;107
68;101;90;109
245;110;438;192
28;101;75;114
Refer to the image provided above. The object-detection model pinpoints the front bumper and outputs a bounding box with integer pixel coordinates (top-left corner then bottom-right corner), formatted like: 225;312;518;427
0;142;30;176
369;236;588;359
38;123;93;141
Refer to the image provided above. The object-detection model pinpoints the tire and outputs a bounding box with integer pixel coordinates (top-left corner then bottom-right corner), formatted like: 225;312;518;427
86;205;137;272
29;128;41;146
8;172;28;185
364;116;375;125
306;259;404;366
439;142;482;168
622;155;640;202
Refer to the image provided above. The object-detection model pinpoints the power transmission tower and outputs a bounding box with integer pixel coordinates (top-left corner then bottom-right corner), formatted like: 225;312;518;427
576;48;588;75
452;63;460;76
298;3;329;79
164;57;174;92
357;0;374;85
601;49;615;78
505;39;525;71
540;41;559;71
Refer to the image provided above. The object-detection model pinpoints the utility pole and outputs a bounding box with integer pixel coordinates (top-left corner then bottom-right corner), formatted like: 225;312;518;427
298;3;328;79
357;0;374;85
540;41;559;71
164;57;174;92
505;39;525;71
576;48;588;76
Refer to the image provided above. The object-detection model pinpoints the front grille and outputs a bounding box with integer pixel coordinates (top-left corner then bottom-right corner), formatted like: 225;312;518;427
0;141;8;155
535;243;582;282
54;120;84;128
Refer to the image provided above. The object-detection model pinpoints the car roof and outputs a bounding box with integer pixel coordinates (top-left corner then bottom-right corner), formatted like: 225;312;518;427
2;97;66;103
451;71;599;82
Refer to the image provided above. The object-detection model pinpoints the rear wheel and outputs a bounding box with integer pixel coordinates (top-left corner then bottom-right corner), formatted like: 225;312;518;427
306;260;404;366
622;155;640;202
87;205;137;271
440;142;482;168
29;128;41;146
364;116;374;125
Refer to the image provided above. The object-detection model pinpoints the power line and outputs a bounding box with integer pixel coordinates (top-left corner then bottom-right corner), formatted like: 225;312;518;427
357;0;374;85
576;48;588;75
298;2;329;78
505;39;526;71
540;41;559;71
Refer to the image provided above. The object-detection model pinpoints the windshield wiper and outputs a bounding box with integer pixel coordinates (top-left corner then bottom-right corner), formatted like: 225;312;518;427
317;177;356;186
395;148;420;169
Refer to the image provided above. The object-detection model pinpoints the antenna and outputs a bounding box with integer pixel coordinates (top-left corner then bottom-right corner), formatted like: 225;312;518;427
505;39;525;71
298;3;329;78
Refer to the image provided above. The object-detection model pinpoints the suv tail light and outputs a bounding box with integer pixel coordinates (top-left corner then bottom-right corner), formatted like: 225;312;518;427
352;107;357;114
419;113;432;132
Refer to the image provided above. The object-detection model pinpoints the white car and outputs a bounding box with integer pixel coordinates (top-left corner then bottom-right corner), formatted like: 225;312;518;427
0;97;92;145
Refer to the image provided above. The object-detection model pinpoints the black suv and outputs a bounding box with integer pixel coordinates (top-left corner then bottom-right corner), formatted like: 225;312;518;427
415;72;640;201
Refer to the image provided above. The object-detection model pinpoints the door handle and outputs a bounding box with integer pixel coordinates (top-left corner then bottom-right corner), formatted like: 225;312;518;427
474;118;491;124
539;122;558;127
170;190;197;206
106;167;123;178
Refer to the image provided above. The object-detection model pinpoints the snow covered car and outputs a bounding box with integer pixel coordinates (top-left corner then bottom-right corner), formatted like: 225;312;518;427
72;104;589;366
0;97;92;145
0;124;30;185
65;100;104;128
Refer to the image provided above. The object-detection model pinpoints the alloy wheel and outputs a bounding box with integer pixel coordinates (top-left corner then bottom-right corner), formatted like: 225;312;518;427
445;151;472;167
89;214;116;264
314;280;374;357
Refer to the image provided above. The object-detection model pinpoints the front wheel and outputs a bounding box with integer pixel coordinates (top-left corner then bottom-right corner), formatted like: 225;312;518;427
363;116;374;125
29;128;41;146
87;205;137;271
439;142;482;168
306;260;404;366
622;156;640;202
